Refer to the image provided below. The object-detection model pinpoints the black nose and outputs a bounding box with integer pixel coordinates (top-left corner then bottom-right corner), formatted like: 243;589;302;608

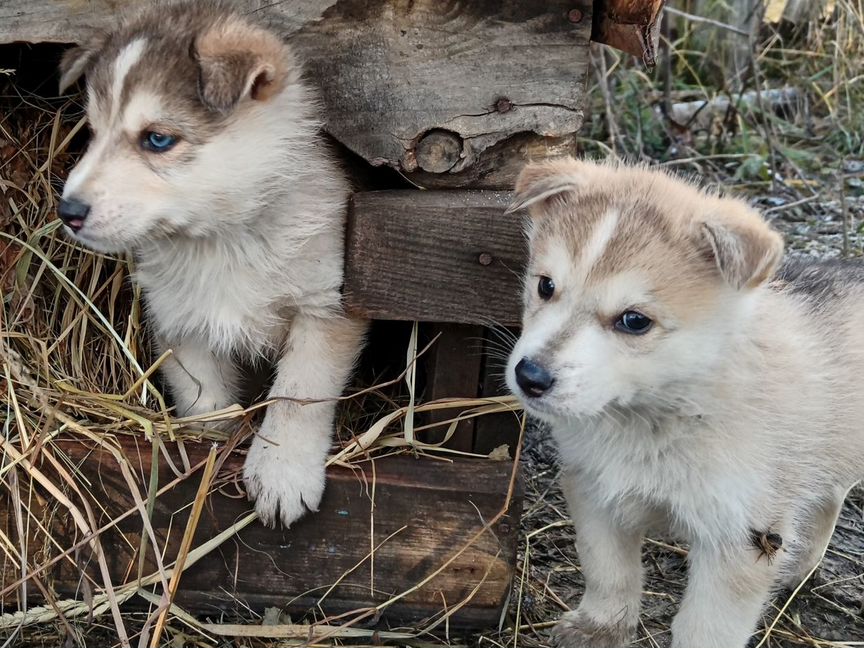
515;358;554;397
57;198;90;232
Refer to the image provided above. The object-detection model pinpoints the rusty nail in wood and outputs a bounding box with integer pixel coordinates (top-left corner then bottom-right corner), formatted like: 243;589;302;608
478;253;493;266
568;8;583;23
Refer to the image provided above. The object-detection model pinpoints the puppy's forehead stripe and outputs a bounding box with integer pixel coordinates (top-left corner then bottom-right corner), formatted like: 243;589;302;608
109;37;149;123
577;208;620;280
591;203;685;281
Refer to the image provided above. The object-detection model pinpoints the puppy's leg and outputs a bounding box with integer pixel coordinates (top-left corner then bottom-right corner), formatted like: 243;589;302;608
243;313;366;528
160;338;237;416
671;539;779;648
553;470;643;648
784;487;845;587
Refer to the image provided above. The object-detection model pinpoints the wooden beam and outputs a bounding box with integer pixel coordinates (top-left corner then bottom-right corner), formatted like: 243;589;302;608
2;438;522;627
344;190;526;326
422;323;485;451
591;0;667;65
475;328;523;456
0;0;591;189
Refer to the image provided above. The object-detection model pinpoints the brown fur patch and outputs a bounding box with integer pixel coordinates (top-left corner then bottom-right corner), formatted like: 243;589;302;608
195;13;292;112
58;32;108;93
64;1;296;133
515;157;785;296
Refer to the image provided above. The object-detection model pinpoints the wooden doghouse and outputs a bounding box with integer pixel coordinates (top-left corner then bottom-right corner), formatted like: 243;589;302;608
0;0;662;638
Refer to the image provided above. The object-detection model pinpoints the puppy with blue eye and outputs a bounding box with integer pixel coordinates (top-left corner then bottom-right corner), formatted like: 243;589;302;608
506;157;864;648
57;0;367;529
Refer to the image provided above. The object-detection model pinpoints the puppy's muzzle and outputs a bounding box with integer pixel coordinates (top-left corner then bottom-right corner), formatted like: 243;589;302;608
58;198;91;232
515;358;554;397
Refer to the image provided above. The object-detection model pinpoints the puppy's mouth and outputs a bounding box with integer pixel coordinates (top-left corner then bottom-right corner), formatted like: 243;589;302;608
511;386;560;420
513;380;612;422
61;224;125;254
62;222;97;245
60;221;86;241
520;396;551;414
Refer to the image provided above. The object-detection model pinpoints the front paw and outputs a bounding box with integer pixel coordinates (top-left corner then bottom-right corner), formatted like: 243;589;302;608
243;426;327;528
551;610;634;648
173;390;235;418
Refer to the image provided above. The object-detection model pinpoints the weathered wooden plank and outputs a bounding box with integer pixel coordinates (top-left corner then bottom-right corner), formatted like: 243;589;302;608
293;1;591;188
422;323;485;451
475;328;523;456
0;0;592;188
344;190;526;326
592;0;666;65
408;132;581;191
1;437;521;627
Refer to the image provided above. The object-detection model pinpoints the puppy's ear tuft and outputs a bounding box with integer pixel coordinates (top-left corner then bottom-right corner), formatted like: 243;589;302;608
507;157;587;215
194;17;291;114
700;200;784;290
59;36;104;93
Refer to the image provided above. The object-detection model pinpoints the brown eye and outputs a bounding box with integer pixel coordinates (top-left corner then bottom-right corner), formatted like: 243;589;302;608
538;276;555;300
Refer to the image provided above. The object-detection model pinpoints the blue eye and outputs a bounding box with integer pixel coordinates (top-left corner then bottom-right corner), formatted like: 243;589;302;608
614;310;653;335
142;131;178;152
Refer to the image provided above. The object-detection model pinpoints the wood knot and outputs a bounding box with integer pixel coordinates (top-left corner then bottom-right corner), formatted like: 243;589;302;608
478;252;493;266
414;129;463;173
567;8;584;23
495;97;513;113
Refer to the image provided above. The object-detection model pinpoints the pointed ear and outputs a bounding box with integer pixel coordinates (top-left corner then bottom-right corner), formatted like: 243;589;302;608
194;17;291;114
507;157;588;215
700;200;784;289
59;36;105;93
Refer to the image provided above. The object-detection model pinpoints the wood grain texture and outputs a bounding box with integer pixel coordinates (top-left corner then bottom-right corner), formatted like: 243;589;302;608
475;328;523;456
422;323;485;451
344;190;527;326
0;0;591;188
1;437;522;627
592;0;666;65
293;0;591;186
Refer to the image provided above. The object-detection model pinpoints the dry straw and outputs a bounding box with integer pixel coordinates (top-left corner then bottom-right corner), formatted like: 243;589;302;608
0;83;524;647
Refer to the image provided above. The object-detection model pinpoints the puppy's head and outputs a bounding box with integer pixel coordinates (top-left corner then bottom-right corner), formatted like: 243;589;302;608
57;1;303;252
506;158;783;422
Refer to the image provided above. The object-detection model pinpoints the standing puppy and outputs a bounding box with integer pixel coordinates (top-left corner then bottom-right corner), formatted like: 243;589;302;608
57;0;366;528
506;158;864;648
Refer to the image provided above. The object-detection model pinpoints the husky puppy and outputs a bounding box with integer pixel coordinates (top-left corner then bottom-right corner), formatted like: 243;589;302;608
506;158;864;648
57;0;366;528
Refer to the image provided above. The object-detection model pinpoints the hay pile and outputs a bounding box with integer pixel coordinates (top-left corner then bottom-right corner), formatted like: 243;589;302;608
0;62;523;647
3;1;864;645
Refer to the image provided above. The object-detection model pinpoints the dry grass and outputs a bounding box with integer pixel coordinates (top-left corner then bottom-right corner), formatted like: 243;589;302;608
0;64;524;647
2;1;864;647
586;1;864;196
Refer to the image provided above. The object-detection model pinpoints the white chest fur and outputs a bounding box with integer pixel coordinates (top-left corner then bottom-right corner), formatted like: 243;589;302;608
551;414;766;542
135;235;295;355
